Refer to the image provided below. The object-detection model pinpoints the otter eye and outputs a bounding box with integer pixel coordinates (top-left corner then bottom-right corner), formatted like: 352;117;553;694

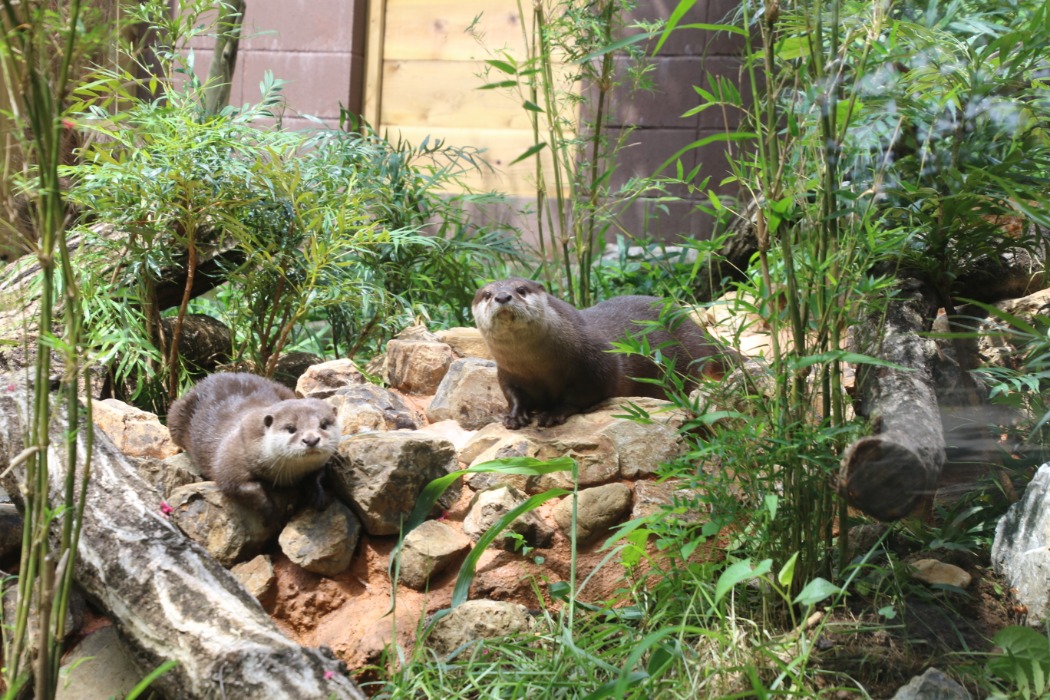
516;286;527;295
284;425;297;434
320;419;332;430
482;291;492;300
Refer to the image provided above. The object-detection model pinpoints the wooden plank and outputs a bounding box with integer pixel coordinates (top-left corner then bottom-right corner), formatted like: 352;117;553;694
380;59;544;130
383;125;567;197
362;0;388;126
384;0;527;62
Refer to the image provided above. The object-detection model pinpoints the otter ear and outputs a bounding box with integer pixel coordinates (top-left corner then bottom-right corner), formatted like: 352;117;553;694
263;414;275;428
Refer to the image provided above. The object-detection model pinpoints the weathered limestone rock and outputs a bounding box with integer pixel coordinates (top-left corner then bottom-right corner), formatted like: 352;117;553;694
91;398;178;460
630;479;703;523
992;463;1050;625
135;452;200;499
55;625;148;700
398;519;472;590
533;432;619;490
296;358;366;398
231;554;276;602
552;483;633;544
909;559;973;589
890;667;972;700
329;383;422;434
464;434;538;492
279;500;362;576
332;432;459;536
459;422;515;464
436;326;493;360
168;482;281;566
425;599;534;658
425;358;506;430
594;403;689;479
462;485;553;549
385;338;455;395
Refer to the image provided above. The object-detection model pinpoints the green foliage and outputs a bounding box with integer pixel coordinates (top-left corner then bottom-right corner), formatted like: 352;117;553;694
476;0;662;306
986;626;1050;699
63;0;519;408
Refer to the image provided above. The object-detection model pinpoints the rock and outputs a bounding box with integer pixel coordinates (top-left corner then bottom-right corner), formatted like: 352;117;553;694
436;327;493;360
463;434;538;493
595;405;688;479
0;502;22;563
272;351;324;390
533;431;618;490
425;599;534;657
551;483;633;544
55;625;148;700
425;358;506;430
329;383;422;434
135;452;200;499
231;554;276;602
630;479;703;523
459;422;515;464
279;500;362;576
91;398;178;460
398;519;472;590
978;288;1050;368
890;666;972;700
385;338;455;395
168;482;281;566
332;432;459;536
909;559;972;589
396;324;440;342
992;463;1050;625
462;485;553;550
416;419;477;452
296;358;366;398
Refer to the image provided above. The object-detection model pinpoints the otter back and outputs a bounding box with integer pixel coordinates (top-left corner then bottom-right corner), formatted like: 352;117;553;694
167;372;339;512
472;278;733;429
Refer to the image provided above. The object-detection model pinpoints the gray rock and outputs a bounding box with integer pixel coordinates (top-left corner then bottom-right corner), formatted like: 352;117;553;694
230;554;276;602
425;599;534;657
464;435;538;492
385;338;456;395
552;483;632;544
890;667;972;699
279;500;362;576
992;463;1050;625
295;358;366;398
332;432;459;536
55;625;147;700
329;383;422;434
398;519;472;590
597;410;687;479
168;482;281;566
462;485;553;549
425;358;506;429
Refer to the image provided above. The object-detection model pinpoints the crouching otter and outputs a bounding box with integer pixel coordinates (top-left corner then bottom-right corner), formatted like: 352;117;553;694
472;278;735;429
167;372;339;513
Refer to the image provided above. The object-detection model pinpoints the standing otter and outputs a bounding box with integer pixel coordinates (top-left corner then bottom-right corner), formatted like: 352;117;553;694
167;372;339;513
473;278;735;429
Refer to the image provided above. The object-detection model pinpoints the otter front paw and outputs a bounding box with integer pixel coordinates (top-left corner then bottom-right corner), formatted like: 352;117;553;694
535;410;570;428
503;412;532;430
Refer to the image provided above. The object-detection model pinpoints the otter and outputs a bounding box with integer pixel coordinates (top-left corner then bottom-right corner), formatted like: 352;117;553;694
167;372;339;513
472;278;734;429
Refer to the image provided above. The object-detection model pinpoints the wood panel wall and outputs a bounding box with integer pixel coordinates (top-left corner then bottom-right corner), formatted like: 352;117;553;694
365;0;567;196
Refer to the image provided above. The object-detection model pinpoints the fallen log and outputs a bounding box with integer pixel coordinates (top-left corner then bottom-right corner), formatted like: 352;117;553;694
839;278;945;521
0;379;366;699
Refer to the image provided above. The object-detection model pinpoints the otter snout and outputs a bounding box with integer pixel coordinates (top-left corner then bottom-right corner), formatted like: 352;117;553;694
302;434;321;449
494;291;513;304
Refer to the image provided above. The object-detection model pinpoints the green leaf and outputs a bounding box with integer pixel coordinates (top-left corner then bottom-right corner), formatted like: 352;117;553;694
793;577;841;607
485;58;517;75
714;559;772;605
777;552;798;589
509;141;548;165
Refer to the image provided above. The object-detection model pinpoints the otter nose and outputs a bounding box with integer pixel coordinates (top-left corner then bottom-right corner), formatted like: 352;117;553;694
494;292;512;304
302;435;321;448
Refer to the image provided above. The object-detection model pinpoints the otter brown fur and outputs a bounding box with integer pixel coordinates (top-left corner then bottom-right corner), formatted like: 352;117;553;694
472;278;734;429
167;372;339;512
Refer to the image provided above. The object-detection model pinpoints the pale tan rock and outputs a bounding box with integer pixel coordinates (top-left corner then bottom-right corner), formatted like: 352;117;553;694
436;327;493;360
425;357;506;429
168;482;281;566
552;483;632;543
135;452;200;499
463;485;553;549
425;599;534;657
385;339;456;395
910;559;972;589
397;519;472;590
296;358;365;398
329;383;423;434
279;500;361;576
231;554;276;601
92;398;178;460
630;479;703;523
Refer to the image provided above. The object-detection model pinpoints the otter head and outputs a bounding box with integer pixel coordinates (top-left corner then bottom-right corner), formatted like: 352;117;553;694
472;278;552;342
258;398;339;485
